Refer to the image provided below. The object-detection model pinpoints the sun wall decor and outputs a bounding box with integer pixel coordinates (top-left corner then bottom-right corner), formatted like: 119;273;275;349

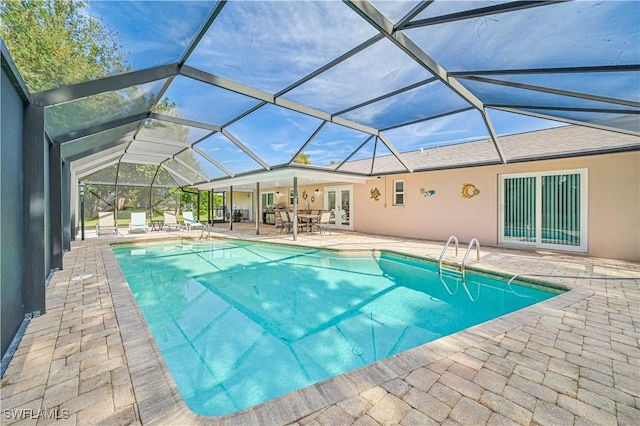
461;183;480;199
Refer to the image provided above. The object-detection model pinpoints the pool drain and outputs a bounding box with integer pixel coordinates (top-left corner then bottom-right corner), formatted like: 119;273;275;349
71;274;93;281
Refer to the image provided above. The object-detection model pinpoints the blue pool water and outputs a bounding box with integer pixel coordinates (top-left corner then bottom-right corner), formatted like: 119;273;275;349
113;241;558;416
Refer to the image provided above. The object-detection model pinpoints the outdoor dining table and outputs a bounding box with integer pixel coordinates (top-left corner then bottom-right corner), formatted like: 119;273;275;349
297;213;320;235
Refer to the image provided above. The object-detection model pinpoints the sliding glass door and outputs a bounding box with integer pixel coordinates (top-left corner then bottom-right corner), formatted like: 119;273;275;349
499;169;587;251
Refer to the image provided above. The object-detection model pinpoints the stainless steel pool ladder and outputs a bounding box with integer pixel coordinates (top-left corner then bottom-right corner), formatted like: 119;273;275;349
198;223;210;240
438;236;480;282
461;238;480;281
438;235;459;276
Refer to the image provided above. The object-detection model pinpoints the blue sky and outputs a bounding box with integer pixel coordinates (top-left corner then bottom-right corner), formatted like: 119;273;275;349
82;0;638;166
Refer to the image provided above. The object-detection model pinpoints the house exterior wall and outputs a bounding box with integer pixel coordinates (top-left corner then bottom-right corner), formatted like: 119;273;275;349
353;151;640;262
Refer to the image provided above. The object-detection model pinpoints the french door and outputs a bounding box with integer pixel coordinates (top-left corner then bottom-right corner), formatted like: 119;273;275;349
324;185;353;231
499;169;587;252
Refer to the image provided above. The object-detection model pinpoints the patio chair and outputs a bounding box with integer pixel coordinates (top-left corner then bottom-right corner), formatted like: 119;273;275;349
278;210;292;234
129;212;148;234
182;211;204;231
96;211;117;236
163;211;182;231
317;210;332;235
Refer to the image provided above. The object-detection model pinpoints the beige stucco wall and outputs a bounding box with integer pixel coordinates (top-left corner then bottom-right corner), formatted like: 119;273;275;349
352;151;640;262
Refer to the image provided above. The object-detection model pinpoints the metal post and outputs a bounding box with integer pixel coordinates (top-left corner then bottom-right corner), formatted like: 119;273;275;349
197;190;201;221
79;182;85;241
255;182;260;235
229;186;233;231
293;177;298;241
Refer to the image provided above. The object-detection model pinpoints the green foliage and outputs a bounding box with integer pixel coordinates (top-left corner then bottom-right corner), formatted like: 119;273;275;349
0;0;128;92
292;152;312;165
1;0;209;189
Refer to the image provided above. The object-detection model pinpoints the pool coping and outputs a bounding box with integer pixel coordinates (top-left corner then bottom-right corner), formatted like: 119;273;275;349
104;237;593;425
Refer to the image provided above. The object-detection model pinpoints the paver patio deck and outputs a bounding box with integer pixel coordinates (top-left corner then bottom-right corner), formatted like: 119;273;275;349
2;223;638;425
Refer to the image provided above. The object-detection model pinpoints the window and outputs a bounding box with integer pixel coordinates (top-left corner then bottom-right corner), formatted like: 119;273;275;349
261;192;274;208
289;188;297;206
499;169;587;252
394;180;404;206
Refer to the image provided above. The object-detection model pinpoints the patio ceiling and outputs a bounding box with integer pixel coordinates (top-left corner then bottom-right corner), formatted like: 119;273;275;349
17;0;640;190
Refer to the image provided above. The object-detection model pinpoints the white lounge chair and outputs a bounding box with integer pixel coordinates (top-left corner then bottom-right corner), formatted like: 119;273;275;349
163;211;182;231
182;211;204;231
129;212;148;234
96;211;117;236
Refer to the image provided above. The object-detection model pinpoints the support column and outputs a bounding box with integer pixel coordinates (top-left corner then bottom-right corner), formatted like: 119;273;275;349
229;186;233;231
62;162;71;251
70;172;77;241
293;177;298;241
49;143;63;270
22;104;46;315
255;182;260;235
197;191;201;221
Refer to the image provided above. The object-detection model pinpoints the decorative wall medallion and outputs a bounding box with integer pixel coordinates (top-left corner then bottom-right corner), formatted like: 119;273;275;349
302;190;308;200
461;183;480;199
310;196;315;202
370;187;381;201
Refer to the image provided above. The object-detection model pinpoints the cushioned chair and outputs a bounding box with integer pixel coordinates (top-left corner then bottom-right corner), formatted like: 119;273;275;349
129;212;148;234
96;211;117;236
163;211;181;231
278;210;292;234
182;211;204;231
317;210;332;235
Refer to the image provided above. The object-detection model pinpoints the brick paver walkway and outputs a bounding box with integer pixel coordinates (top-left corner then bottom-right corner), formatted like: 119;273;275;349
2;225;638;425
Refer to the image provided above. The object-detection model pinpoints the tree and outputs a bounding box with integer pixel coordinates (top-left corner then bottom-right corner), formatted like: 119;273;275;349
292;152;312;165
0;0;128;92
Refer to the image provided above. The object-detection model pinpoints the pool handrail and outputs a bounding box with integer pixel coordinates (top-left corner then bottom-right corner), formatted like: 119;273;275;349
461;238;480;281
438;235;459;276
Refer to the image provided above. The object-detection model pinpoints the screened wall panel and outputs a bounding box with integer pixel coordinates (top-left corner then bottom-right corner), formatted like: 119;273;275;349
45;80;166;139
157;76;261;126
83;164;118;185
116;163;158;186
175;150;226;180
224;104;324;166
283;38;432;114
83;185;117;221
300;123;372;168
406;1;639;71
84;1;215;78
186;0;379;94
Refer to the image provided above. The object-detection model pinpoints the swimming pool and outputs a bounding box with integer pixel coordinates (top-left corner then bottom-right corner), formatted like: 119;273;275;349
113;240;559;416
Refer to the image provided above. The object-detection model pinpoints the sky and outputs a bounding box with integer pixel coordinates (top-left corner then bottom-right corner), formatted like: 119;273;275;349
80;0;639;173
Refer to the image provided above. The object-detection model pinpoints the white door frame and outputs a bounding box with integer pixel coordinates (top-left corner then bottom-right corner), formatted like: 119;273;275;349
498;169;588;252
324;185;353;231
